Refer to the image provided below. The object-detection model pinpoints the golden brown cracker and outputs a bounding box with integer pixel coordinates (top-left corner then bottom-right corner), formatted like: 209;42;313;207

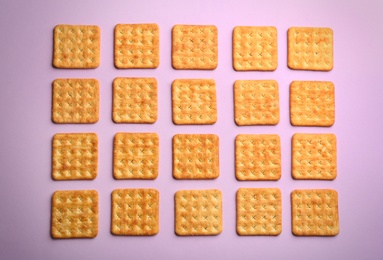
175;189;222;236
53;25;100;69
172;25;218;70
233;26;278;71
234;80;280;126
236;188;282;235
292;133;337;180
114;24;159;69
52;78;99;124
173;134;219;179
172;79;217;125
52;133;98;180
51;190;98;239
288;27;333;71
235;134;281;181
113;133;159;180
291;189;339;236
111;189;159;236
290;81;335;126
112;77;158;123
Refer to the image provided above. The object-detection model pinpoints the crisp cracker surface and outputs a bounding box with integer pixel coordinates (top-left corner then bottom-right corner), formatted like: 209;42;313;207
113;77;158;123
111;189;159;236
53;25;100;69
292;133;337;180
288;27;333;71
291;189;339;236
113;133;159;180
236;188;282;235
172;79;217;125
52;78;99;124
51;190;98;238
173;134;219;179
52;133;98;180
233;26;278;71
114;24;159;69
175;189;222;236
236;134;281;181
234;80;280;126
172;25;218;70
290;81;335;126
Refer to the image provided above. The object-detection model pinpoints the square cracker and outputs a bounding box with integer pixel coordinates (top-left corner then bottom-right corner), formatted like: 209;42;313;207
172;79;217;125
291;189;339;236
52;78;99;124
236;188;282;235
114;24;159;69
51;190;98;238
113;133;159;180
292;133;337;180
52;133;98;180
111;189;159;236
173;134;219;179
235;134;281;181
175;189;222;236
233;26;278;71
234;80;280;126
53;25;100;69
112;77;158;123
290;81;335;126
172;25;218;70
288;27;333;71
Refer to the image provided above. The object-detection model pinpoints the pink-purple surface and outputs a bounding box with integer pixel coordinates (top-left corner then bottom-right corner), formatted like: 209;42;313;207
1;0;383;259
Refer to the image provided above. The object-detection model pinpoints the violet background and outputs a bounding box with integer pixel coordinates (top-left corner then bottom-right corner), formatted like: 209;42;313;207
1;0;383;259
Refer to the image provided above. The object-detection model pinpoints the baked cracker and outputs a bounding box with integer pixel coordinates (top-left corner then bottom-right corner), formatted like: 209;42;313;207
52;133;98;180
233;26;278;71
113;77;158;123
175;189;222;236
53;25;100;69
291;189;339;236
290;81;335;126
52;78;99;124
172;25;218;70
173;134;219;179
114;24;159;69
113;133;159;180
234;80;280;126
111;189;159;236
51;190;98;238
172;79;217;125
236;188;282;235
236;134;281;181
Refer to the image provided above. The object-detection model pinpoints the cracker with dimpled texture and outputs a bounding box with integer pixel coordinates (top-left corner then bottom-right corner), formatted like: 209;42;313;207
175;189;222;236
236;134;281;181
113;77;158;123
111;189;159;236
234;80;280;126
288;27;333;71
52;133;98;180
292;133;337;180
51;190;98;238
52;78;99;124
236;188;282;235
172;79;217;125
290;81;335;126
291;189;339;236
114;24;159;69
113;133;159;180
172;25;218;70
53;25;100;68
173;134;219;179
233;26;278;71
